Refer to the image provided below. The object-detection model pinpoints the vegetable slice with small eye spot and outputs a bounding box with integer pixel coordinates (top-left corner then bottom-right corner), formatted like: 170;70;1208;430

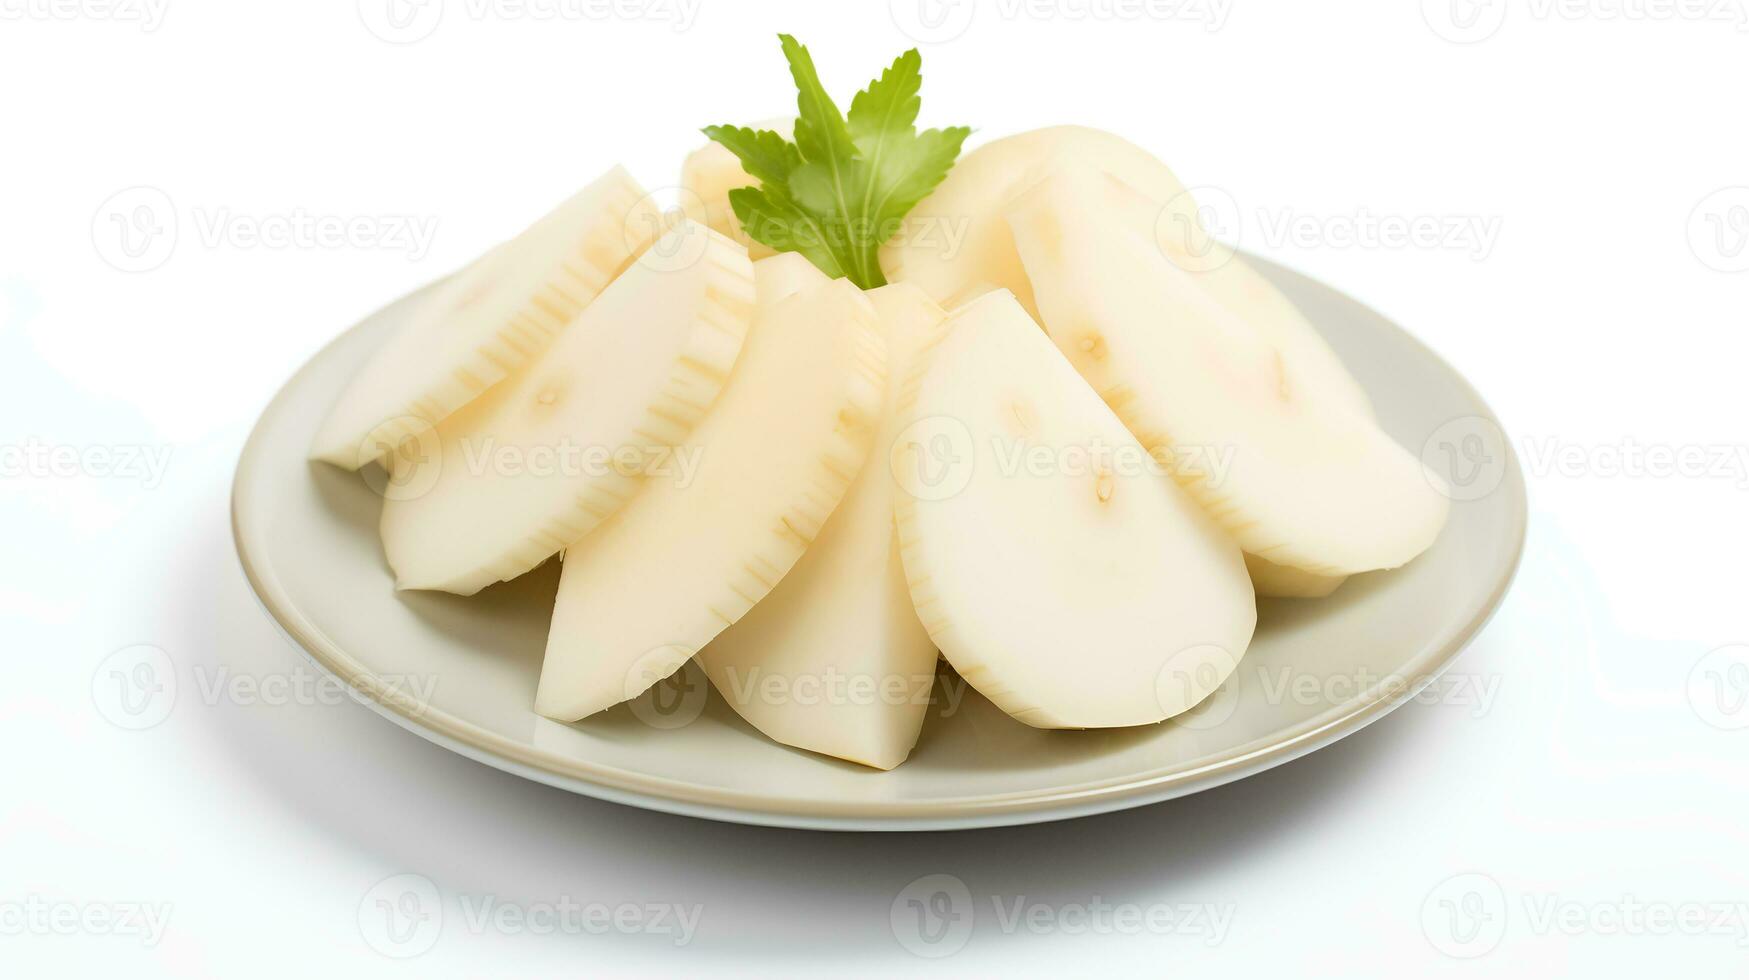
1007;168;1449;576
891;289;1255;729
379;221;755;595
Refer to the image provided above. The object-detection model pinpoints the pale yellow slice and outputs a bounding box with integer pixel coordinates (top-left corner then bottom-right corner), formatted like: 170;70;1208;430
380;221;755;595
537;274;886;722
696;284;947;769
312;167;660;468
893;290;1256;729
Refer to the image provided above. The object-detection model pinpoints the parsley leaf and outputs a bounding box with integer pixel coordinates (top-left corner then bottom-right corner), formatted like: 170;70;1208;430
703;35;969;290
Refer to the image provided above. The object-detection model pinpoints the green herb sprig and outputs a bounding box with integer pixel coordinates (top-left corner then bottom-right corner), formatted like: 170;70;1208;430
703;35;969;290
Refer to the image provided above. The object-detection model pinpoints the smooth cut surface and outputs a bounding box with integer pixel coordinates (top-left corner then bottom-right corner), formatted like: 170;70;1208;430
892;291;1257;729
1009;169;1450;576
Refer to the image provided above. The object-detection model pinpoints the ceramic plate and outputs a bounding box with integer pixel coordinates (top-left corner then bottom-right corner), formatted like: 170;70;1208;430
231;256;1526;831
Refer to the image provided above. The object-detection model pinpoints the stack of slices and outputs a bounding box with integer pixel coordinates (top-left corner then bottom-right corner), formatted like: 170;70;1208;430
312;129;1448;771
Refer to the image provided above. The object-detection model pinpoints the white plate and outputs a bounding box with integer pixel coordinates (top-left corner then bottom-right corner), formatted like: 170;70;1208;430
232;256;1526;831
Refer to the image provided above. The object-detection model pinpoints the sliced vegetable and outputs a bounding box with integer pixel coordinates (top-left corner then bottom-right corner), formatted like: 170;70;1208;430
380;221;755;595
311;167;660;468
880;126;1185;318
696;283;947;769
892;290;1256;729
537;273;886;722
1007;168;1448;575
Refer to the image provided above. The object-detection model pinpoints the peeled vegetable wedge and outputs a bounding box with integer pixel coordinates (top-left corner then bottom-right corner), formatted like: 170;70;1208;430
1070;166;1372;580
882;126;1375;423
884;124;1385;576
1007;169;1448;575
696;283;947;770
1093;172;1365;588
891;290;1256;729
536;275;887;722
311;167;660;468
380;221;756;595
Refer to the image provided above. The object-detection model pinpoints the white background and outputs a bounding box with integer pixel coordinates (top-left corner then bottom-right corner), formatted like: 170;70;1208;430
3;0;1748;975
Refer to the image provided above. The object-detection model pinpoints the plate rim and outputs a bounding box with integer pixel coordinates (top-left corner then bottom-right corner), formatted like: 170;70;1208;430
230;255;1528;831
